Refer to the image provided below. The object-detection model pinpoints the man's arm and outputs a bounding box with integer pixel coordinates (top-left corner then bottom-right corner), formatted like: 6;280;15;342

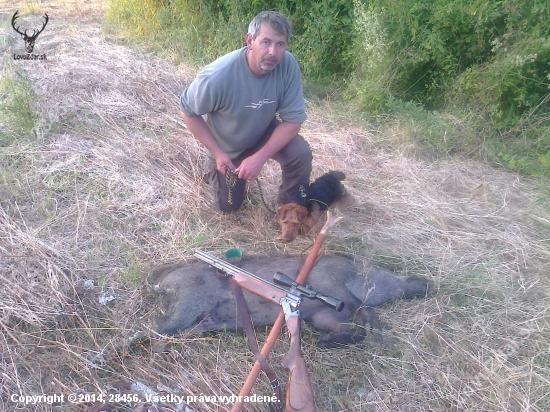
237;121;301;181
180;111;237;173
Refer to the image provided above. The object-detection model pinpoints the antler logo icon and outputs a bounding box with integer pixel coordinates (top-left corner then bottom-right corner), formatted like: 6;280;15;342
11;11;49;54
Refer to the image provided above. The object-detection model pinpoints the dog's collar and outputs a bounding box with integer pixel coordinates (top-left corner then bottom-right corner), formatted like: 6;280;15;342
308;198;329;209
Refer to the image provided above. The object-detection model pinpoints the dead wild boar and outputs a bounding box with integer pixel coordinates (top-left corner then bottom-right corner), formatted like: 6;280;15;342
149;253;432;347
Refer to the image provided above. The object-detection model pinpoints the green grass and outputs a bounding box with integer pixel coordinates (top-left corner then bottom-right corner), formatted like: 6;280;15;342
0;60;39;146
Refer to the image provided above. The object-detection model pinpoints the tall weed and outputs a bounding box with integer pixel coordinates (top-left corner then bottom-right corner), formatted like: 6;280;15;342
350;0;549;176
0;60;39;146
346;1;394;112
106;0;161;36
106;0;356;76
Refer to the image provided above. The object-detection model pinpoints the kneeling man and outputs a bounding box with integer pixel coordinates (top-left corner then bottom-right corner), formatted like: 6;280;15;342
179;11;312;212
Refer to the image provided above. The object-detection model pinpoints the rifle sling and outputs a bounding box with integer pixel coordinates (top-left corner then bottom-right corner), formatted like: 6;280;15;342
229;279;283;404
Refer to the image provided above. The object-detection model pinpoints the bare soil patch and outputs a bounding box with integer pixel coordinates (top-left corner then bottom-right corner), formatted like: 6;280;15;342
1;1;549;411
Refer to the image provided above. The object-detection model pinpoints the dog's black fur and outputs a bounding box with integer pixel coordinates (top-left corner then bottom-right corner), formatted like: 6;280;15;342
277;170;353;242
289;170;347;212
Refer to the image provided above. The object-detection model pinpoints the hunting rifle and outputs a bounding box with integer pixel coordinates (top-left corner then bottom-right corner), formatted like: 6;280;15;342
193;249;344;412
233;211;342;411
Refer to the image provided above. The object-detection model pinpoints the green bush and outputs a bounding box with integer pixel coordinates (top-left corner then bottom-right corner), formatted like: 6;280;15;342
106;0;550;176
451;36;550;128
355;0;549;114
155;0;251;64
283;0;355;79
107;0;356;76
346;1;395;112
0;61;39;146
348;0;549;175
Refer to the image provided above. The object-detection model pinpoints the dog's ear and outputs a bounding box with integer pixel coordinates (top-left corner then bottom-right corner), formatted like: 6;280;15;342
276;205;288;220
297;205;308;221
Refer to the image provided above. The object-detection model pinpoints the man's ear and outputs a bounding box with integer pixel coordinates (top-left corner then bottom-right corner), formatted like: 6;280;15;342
245;33;253;50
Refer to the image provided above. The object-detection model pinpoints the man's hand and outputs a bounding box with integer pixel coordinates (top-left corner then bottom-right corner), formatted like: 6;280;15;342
215;152;237;175
236;121;302;181
236;155;264;181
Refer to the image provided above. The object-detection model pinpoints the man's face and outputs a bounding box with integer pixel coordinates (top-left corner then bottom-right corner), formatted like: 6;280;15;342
245;23;288;76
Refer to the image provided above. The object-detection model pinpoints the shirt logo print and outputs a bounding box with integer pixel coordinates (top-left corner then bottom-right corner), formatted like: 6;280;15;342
245;99;276;109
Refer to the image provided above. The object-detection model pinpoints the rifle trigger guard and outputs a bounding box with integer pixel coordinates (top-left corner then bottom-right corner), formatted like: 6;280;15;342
280;297;301;320
215;269;229;279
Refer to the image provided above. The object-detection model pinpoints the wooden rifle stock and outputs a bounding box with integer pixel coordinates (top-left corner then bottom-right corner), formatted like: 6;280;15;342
232;211;342;412
281;315;316;412
233;272;288;305
234;273;316;411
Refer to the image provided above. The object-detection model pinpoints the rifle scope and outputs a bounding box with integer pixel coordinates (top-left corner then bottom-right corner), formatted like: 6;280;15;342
273;272;344;312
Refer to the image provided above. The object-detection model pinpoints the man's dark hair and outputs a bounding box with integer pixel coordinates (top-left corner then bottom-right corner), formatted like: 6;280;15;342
248;11;291;41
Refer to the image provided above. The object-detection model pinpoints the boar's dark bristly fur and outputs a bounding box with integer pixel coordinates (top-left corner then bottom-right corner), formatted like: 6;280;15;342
149;254;432;347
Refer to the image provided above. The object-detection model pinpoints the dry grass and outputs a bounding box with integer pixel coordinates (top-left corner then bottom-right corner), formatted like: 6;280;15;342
1;1;549;411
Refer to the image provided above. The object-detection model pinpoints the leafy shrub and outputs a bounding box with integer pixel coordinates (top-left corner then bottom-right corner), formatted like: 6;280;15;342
353;0;548;116
346;1;394;112
155;0;252;64
348;0;549;176
353;0;510;107
0;61;39;145
283;0;355;79
107;0;356;77
451;36;550;128
106;0;550;176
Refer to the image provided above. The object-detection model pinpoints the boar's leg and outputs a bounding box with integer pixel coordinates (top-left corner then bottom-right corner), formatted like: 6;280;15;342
310;307;383;348
353;267;432;307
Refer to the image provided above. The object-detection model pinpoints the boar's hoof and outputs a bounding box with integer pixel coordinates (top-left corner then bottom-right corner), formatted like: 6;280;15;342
317;329;368;348
317;307;383;348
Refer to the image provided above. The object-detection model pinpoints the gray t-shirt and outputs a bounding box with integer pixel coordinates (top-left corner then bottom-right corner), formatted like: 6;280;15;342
179;47;307;159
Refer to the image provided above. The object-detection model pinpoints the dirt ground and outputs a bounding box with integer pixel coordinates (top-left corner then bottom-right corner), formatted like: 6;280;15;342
1;1;549;411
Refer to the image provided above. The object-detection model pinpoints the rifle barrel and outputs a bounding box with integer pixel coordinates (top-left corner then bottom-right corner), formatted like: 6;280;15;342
195;249;344;311
194;249;290;295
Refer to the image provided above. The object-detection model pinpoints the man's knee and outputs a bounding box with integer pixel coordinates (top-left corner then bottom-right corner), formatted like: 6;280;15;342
294;134;313;164
276;134;312;168
204;166;247;213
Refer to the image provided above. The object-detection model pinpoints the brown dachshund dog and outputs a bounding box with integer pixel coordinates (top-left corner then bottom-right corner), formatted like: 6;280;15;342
277;171;354;241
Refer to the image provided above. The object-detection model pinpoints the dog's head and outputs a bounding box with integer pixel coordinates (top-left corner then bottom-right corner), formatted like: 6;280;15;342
276;203;308;242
